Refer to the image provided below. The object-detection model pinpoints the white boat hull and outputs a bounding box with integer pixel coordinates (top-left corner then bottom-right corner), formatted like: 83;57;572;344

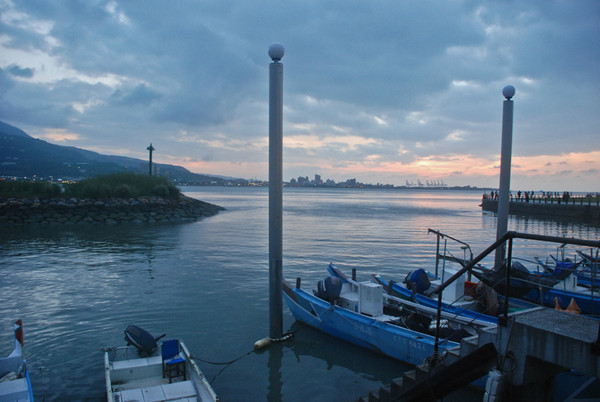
104;342;217;402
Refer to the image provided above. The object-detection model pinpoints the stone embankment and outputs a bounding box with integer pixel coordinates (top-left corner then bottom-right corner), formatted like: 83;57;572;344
0;195;224;225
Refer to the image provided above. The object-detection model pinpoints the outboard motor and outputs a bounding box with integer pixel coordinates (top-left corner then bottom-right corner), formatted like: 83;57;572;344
403;269;431;295
314;276;342;304
510;261;530;279
124;325;165;355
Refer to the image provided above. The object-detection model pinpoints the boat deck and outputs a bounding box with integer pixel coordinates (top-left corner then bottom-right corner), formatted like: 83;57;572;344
106;345;216;402
114;380;197;402
110;355;199;401
0;376;31;401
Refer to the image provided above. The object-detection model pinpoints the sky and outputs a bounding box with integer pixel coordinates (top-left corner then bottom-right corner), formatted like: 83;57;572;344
0;1;598;191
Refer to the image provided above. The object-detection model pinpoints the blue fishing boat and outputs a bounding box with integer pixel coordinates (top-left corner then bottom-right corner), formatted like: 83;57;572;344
533;255;586;285
471;262;600;316
428;252;599;316
573;251;600;289
328;264;495;328
283;265;492;365
533;252;600;290
368;266;540;324
370;271;499;325
573;272;599;290
0;319;34;401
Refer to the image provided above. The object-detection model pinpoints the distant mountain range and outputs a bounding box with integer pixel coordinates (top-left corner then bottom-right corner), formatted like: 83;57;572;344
0;121;247;185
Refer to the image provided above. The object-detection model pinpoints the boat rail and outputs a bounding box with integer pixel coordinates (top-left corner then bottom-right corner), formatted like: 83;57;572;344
428;228;473;279
103;350;113;402
427;230;600;359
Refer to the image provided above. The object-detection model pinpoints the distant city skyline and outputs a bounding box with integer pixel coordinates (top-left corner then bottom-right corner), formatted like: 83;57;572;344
287;174;448;189
1;1;598;191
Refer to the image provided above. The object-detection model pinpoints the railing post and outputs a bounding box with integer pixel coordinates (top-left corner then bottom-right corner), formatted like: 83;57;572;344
433;290;443;365
435;234;441;278
499;237;513;327
591;250;598;316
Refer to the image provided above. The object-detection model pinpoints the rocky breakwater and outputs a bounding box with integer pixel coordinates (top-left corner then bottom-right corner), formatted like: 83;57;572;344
0;195;224;225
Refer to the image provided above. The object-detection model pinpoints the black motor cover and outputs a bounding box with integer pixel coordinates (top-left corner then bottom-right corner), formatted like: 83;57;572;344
124;325;158;354
315;276;342;303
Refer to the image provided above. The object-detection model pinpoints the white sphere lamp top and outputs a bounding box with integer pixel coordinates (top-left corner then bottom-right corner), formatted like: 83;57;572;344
502;85;516;100
268;43;285;61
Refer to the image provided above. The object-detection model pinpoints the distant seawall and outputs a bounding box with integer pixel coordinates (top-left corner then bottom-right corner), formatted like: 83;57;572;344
481;199;600;223
0;195;224;225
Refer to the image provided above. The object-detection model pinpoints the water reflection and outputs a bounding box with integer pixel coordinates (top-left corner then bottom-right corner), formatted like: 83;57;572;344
1;188;598;401
267;344;283;402
287;322;410;376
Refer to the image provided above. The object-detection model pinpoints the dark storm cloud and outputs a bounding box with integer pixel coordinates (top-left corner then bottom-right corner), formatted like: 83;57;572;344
6;64;34;78
0;0;598;189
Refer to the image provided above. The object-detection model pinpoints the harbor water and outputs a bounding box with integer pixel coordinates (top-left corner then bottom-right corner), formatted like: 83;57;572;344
1;187;599;401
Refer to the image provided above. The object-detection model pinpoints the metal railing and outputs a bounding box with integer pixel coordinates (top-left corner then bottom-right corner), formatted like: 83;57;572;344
430;230;600;358
428;228;473;279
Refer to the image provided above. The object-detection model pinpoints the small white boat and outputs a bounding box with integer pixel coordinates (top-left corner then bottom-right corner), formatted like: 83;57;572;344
0;319;34;401
104;326;217;402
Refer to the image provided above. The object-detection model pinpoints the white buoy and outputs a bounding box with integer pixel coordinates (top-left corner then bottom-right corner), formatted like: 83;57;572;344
254;337;272;350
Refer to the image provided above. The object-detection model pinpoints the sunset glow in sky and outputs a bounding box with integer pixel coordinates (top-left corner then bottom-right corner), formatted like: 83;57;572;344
1;1;598;191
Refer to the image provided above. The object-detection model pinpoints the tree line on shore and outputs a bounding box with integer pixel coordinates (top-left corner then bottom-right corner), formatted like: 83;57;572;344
0;172;181;200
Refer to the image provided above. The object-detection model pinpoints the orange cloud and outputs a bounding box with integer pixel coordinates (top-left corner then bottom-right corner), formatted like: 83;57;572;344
511;151;600;176
38;128;80;142
164;149;600;188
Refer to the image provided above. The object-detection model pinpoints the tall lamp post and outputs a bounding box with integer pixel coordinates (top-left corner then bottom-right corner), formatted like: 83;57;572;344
494;86;515;269
147;143;155;176
268;43;284;339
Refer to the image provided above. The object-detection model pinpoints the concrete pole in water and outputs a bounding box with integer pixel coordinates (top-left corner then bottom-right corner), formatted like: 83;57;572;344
147;143;155;176
268;43;284;339
494;85;515;269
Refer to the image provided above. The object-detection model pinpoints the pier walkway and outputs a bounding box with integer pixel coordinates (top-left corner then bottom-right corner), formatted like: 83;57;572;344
481;199;600;222
360;307;600;401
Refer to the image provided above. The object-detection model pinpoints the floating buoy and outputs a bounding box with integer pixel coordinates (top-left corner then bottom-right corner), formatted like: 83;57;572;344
254;337;272;350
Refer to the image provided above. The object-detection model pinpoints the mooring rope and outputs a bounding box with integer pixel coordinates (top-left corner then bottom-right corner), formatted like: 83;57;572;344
191;349;255;366
192;331;295;385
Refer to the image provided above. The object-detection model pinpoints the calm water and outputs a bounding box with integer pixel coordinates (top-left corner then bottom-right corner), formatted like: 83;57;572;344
1;187;598;401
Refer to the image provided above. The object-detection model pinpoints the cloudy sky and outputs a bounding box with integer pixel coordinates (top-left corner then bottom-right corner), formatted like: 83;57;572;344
1;1;598;191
